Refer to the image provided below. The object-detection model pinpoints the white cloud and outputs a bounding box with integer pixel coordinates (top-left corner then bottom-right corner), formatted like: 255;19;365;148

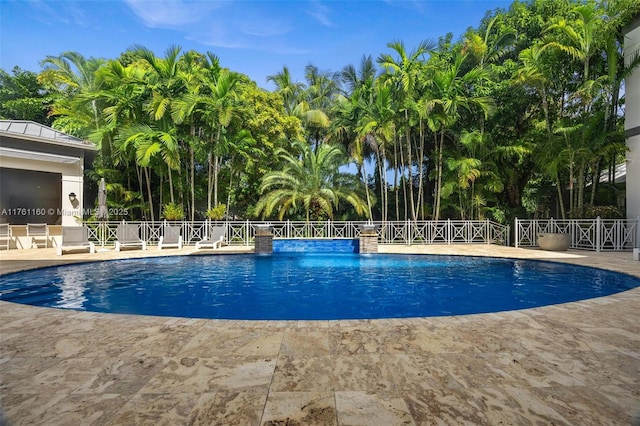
124;0;308;55
240;19;291;38
193;28;308;55
123;0;224;28
25;0;93;26
306;0;331;27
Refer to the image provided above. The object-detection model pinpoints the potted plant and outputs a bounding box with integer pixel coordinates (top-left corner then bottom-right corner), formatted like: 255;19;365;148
162;203;185;221
206;204;226;221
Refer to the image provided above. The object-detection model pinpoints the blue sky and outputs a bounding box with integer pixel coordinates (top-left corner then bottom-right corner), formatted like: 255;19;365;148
1;0;512;89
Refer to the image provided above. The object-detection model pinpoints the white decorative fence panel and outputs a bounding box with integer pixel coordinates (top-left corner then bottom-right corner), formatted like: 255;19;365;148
515;218;639;252
84;220;510;247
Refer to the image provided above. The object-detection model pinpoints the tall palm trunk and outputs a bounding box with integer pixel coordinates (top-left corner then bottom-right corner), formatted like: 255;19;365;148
361;160;373;219
214;154;220;207
144;167;155;222
393;140;400;221
404;110;416;220
416;119;426;220
190;145;195;221
207;151;213;211
136;164;145;220
398;135;408;220
577;162;586;213
168;168;174;204
206;130;216;211
375;147;388;222
589;159;600;206
568;155;575;214
434;129;445;221
213;126;222;207
190;126;197;221
226;175;233;218
556;173;567;219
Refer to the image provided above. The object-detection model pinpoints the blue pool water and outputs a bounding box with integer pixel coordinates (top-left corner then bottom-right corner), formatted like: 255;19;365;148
273;238;359;253
1;254;639;320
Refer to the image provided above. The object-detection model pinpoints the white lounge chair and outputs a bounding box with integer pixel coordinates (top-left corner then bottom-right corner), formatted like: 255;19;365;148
57;226;95;256
27;223;49;248
158;225;183;250
115;223;147;251
0;223;11;250
196;225;226;249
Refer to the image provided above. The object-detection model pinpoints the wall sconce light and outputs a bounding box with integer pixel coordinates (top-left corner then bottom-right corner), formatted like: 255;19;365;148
68;192;77;202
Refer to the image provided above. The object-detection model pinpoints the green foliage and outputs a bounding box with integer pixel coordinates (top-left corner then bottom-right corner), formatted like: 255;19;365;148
162;202;185;220
0;67;54;124
568;205;623;219
206;204;226;220
3;0;635;222
255;142;368;221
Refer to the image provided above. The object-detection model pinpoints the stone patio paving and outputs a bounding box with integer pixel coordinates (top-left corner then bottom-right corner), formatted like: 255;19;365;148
1;245;639;425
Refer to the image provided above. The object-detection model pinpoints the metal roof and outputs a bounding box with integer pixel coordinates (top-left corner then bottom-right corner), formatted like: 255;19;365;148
622;12;640;34
0;120;97;150
599;162;626;184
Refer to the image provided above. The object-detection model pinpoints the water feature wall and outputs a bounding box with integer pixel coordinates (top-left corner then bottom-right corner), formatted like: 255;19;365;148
272;239;359;253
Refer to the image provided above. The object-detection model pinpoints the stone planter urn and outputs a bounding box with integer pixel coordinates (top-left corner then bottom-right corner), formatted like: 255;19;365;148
538;232;571;251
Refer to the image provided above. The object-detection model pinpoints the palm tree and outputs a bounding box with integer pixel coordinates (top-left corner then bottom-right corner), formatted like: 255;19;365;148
255;142;368;221
221;129;256;217
513;44;554;139
357;84;396;222
92;59;149;218
302;64;340;151
378;39;435;220
39;52;106;143
340;55;377;95
267;66;304;115
118;122;180;221
123;45;187;207
423;50;495;220
331;57;379;219
173;63;241;213
129;45;184;121
545;4;603;212
464;15;515;67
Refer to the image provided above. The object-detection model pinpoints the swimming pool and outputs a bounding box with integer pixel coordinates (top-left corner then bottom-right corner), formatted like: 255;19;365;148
1;254;639;320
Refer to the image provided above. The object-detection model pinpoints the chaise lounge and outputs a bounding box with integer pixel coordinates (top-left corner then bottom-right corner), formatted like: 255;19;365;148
0;223;12;250
27;223;49;248
115;223;147;251
196;225;226;249
57;226;95;256
158;225;183;250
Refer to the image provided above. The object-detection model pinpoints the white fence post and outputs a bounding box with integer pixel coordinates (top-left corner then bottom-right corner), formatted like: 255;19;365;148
596;216;601;252
486;219;490;244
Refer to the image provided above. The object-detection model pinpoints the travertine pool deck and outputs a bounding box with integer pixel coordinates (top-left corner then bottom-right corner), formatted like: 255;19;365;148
1;245;639;425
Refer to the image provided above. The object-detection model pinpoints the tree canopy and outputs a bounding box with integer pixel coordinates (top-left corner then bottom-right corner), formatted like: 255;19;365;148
1;0;638;222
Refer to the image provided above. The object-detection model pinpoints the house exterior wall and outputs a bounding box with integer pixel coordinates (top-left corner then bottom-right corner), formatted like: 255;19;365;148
0;128;93;229
624;16;640;245
0;152;84;226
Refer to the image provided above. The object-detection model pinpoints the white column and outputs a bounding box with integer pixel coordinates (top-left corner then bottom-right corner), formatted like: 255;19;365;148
61;174;84;226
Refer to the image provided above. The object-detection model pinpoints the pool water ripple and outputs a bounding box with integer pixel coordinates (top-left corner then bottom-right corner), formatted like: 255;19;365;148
1;253;639;320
